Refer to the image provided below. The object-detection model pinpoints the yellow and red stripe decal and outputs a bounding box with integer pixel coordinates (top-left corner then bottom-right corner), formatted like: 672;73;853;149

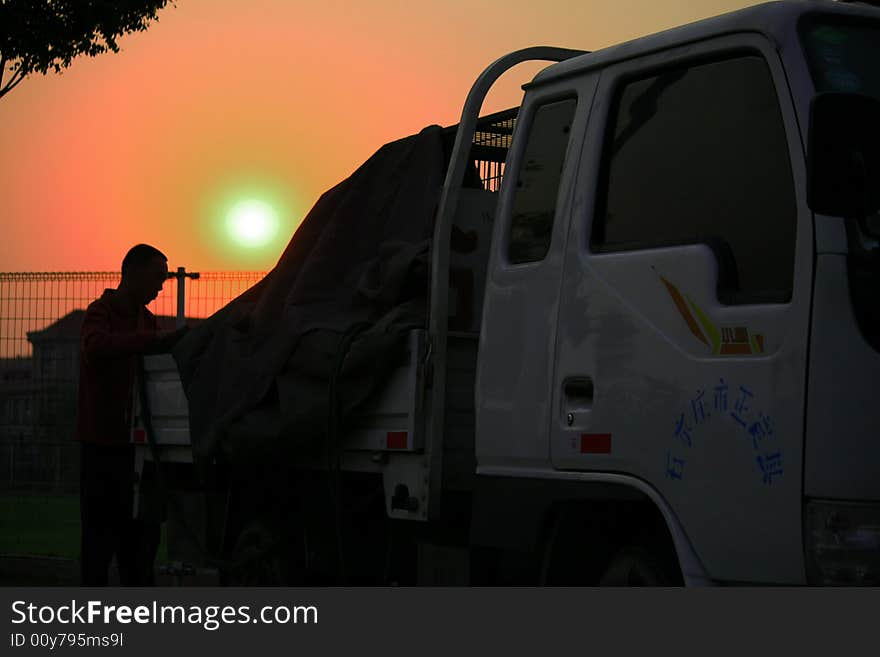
658;275;708;345
657;272;765;356
685;293;722;354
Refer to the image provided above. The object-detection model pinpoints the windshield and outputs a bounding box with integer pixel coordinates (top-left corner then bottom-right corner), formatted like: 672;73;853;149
801;18;880;97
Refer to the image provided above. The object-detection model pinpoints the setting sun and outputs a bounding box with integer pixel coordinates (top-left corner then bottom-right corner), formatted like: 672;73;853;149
225;199;279;248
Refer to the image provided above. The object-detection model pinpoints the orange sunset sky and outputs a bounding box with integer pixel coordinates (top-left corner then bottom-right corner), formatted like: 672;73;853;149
1;0;761;273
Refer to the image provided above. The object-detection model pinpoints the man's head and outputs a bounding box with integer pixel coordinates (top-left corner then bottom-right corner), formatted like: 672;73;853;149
120;244;168;306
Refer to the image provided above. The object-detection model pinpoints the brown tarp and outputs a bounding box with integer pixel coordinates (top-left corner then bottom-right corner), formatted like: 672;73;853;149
172;126;445;467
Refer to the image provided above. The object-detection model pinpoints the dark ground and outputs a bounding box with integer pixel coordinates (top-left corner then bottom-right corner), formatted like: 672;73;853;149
0;491;218;586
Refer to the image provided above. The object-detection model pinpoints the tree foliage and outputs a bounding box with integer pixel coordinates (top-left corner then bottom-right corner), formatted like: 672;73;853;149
0;0;173;99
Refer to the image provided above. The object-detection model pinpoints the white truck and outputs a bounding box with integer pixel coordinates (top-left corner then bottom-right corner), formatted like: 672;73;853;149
133;0;880;585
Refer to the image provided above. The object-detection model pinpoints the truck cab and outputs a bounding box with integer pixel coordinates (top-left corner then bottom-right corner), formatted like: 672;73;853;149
471;0;880;585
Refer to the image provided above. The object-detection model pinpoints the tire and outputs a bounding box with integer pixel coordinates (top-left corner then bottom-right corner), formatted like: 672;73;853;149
222;520;295;586
599;546;679;586
539;509;615;586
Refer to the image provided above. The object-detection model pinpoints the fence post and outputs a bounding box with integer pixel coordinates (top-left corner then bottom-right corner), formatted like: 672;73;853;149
54;442;61;490
172;267;200;328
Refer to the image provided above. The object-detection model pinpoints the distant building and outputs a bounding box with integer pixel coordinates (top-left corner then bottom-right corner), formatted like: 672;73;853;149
0;357;36;441
26;310;85;441
28;310;84;386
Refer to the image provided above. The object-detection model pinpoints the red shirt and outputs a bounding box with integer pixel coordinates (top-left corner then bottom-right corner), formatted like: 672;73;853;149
75;289;159;445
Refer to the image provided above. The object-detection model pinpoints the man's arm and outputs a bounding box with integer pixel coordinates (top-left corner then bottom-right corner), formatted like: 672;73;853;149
145;325;189;354
81;303;158;358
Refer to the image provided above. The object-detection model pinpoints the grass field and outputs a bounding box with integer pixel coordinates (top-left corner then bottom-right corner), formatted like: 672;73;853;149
0;492;80;558
0;491;168;561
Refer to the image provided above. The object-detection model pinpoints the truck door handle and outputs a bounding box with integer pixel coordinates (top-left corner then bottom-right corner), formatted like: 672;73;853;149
563;378;594;427
563;377;594;409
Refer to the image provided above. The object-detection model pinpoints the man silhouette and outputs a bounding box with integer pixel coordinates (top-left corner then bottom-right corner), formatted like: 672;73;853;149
75;244;187;586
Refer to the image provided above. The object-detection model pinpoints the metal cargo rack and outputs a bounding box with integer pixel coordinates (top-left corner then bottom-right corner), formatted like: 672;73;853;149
443;107;520;193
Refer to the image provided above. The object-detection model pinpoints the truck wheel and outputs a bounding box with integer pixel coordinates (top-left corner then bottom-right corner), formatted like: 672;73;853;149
224;520;292;586
538;509;614;586
598;546;678;586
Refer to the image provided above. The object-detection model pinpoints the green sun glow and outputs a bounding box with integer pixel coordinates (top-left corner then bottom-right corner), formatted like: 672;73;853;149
225;199;279;248
202;176;305;267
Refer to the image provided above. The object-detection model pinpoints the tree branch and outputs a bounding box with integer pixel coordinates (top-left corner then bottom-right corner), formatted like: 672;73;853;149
0;1;174;102
0;67;27;100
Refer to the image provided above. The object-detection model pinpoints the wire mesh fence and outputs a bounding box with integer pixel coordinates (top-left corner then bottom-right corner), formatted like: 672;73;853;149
0;270;265;491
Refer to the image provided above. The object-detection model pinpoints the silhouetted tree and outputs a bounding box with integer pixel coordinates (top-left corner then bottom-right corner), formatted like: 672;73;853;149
0;0;173;100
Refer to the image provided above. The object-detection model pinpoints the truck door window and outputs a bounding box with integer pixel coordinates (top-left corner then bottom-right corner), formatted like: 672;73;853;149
507;98;577;264
593;56;796;304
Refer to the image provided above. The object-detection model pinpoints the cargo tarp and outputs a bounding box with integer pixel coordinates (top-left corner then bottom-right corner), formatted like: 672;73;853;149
172;126;445;467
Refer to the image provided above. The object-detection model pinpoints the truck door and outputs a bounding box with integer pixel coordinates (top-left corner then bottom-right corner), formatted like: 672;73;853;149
476;73;598;469
549;35;814;583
